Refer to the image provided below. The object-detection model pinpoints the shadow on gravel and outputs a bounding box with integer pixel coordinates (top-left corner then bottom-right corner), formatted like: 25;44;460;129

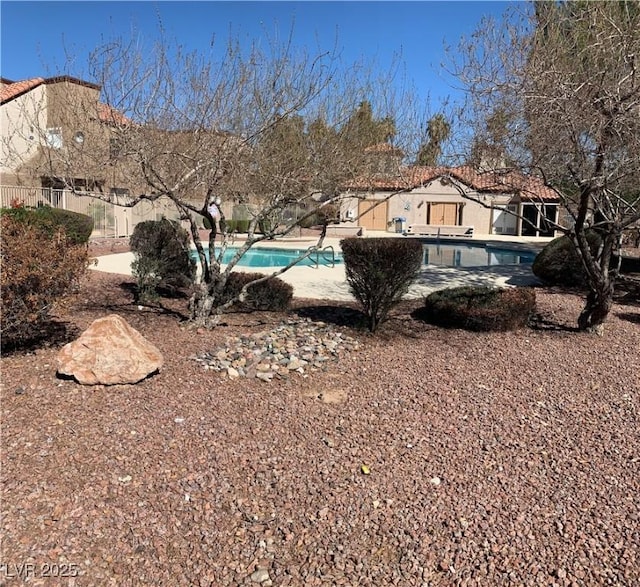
616;311;640;325
528;313;581;333
1;320;81;355
294;304;367;329
74;281;191;322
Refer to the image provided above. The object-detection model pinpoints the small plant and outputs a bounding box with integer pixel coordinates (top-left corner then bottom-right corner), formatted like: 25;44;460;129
341;237;423;332
221;272;293;311
1;212;90;348
418;286;536;331
129;218;196;303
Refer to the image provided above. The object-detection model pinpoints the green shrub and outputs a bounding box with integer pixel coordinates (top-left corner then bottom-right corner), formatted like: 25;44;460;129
224;219;238;233
221;272;293;311
219;219;249;234
0;213;90;348
235;219;250;233
341;237;423;332
298;213;320;229
532;230;602;287
1;206;93;245
418;286;536;331
129;218;196;303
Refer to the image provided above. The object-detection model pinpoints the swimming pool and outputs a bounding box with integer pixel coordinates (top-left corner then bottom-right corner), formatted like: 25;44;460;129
196;242;537;268
198;246;343;267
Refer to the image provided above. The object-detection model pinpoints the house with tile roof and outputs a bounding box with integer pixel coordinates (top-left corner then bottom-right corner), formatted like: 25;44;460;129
336;151;562;237
1;76;133;188
0;76;178;235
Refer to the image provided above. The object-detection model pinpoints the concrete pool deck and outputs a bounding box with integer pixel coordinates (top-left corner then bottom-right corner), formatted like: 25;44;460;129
90;234;549;302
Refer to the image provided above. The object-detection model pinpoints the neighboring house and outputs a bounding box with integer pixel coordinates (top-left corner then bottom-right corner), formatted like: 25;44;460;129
1;76;132;194
0;76;177;235
339;162;561;238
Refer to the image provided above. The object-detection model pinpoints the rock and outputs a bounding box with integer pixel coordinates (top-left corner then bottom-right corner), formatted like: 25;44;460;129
250;568;270;583
227;367;240;379
56;314;163;385
287;357;303;370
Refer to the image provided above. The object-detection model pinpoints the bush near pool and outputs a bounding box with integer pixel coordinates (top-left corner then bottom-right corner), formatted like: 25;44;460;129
417;286;537;332
221;272;293;311
341;237;423;333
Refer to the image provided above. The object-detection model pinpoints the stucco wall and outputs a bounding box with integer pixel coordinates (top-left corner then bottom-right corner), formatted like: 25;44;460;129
0;85;47;180
340;179;515;235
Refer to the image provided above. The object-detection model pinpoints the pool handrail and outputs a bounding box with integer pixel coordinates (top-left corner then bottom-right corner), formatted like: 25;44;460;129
307;245;336;268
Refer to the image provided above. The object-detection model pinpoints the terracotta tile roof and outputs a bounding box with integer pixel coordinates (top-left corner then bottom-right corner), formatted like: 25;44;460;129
97;102;130;126
345;164;560;202
1;76;130;125
0;77;45;103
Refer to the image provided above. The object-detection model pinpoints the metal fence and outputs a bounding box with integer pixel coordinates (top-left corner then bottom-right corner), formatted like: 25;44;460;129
0;185;182;238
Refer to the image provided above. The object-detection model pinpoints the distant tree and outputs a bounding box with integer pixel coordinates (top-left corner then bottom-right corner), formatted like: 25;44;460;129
416;113;451;166
341;100;396;149
468;107;516;170
450;0;640;331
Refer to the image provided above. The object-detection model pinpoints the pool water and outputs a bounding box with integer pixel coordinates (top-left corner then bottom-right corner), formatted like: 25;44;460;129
422;243;536;268
198;247;343;268
195;243;536;268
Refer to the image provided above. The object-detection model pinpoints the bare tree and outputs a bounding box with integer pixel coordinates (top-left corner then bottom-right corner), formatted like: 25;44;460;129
5;29;425;327
449;1;640;331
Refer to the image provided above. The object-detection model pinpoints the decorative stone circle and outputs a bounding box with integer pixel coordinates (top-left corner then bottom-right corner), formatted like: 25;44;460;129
192;318;360;381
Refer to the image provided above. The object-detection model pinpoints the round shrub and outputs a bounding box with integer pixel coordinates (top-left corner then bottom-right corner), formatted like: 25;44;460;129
532;230;601;287
130;218;196;302
221;272;293;311
1;206;93;245
418;286;536;331
1;213;90;348
341;237;423;332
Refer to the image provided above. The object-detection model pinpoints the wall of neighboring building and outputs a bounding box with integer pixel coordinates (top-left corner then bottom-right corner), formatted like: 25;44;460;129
340;179;510;235
0;85;47;185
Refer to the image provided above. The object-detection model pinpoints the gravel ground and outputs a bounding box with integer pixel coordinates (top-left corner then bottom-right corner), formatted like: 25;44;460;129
1;267;639;586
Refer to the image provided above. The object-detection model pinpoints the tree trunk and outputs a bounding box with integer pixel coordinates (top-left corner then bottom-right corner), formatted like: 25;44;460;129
577;280;614;333
574;226;619;332
189;277;225;328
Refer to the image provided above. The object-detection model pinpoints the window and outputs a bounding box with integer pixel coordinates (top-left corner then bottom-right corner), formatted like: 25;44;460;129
521;203;558;237
45;128;63;149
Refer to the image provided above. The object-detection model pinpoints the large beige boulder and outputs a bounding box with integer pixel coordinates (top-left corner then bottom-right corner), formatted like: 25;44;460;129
57;314;163;385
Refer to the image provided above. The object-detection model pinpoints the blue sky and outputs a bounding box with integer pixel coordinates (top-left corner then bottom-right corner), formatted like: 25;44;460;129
1;1;514;110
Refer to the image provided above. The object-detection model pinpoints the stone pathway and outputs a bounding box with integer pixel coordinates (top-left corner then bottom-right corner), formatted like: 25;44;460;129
192;318;360;381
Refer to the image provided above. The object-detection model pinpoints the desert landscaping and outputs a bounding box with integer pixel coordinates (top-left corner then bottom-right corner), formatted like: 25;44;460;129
1;239;639;586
